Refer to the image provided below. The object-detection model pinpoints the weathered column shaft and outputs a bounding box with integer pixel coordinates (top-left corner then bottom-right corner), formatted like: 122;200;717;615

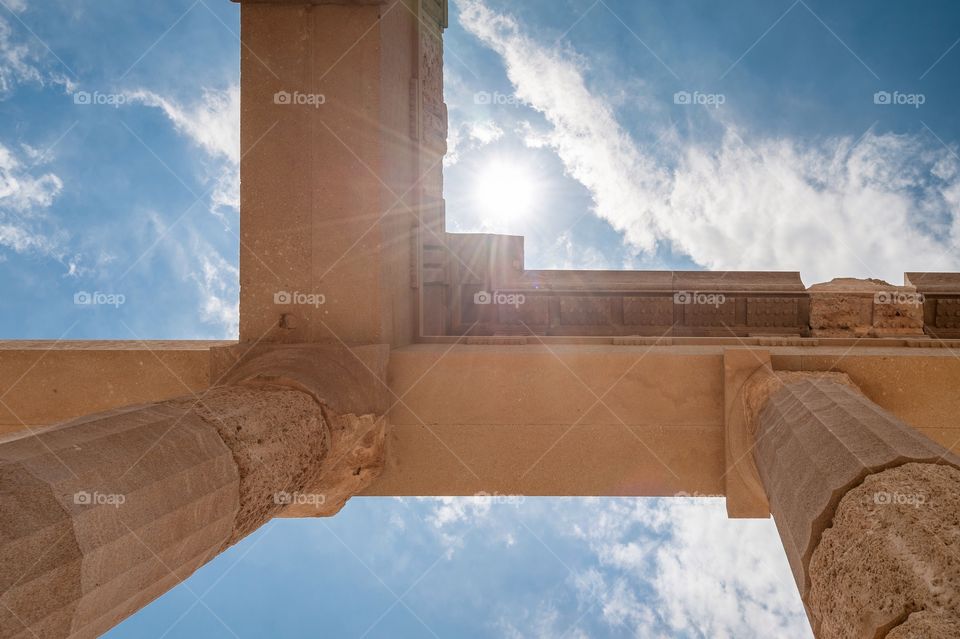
1;384;328;639
809;463;960;638
749;374;960;638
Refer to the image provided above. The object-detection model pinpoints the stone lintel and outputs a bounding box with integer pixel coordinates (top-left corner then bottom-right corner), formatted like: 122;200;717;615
4;342;960;501
0;341;230;437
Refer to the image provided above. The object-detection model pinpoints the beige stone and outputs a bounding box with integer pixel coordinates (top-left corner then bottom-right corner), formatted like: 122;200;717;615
752;376;960;599
886;610;960;639
808;463;960;638
722;348;773;518
3;0;960;636
0;379;385;638
238;0;427;347
2;394;240;638
0;340;224;437
808;278;925;337
6;342;960;500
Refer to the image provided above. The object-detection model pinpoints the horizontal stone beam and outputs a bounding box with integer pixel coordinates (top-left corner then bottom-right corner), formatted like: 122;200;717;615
370;343;960;498
3;342;960;501
0;341;231;437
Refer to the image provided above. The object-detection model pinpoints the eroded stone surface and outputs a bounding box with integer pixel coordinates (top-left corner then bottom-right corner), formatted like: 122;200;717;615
169;384;328;543
809;278;924;337
886;610;960;639
752;377;960;599
281;414;387;517
808;463;960;639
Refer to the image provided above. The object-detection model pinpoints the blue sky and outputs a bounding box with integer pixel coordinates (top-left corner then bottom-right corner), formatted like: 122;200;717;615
3;0;960;636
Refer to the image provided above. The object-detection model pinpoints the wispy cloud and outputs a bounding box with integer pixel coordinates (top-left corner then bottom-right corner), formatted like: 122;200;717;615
191;242;239;337
456;0;960;284
125;84;240;216
447;119;504;165
0;141;75;268
585;499;811;638
0;9;74;99
412;496;810;637
121;85;242;337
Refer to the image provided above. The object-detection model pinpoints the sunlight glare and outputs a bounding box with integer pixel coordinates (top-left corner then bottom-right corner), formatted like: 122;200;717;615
473;159;538;224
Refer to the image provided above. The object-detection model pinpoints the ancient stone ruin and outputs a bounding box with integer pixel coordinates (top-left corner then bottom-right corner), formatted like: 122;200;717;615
1;2;958;637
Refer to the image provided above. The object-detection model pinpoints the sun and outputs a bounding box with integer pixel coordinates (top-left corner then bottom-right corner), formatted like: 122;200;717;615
473;159;539;225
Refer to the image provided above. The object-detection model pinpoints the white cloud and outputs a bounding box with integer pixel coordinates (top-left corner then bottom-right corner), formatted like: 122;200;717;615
0;16;42;98
125;85;240;215
563;498;812;638
144;217;239;338
446;118;506;166
192;246;239;337
456;0;960;284
410;496;811;637
123;87;242;337
648;500;810;638
545;232;614;269
0;141;70;262
0;12;74;99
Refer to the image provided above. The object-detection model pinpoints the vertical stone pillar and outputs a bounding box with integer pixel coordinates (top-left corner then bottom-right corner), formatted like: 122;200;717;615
0;377;382;639
747;373;960;638
236;0;447;346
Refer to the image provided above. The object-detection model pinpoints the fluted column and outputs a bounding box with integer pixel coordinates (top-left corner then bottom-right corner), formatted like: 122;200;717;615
0;380;374;638
748;373;960;638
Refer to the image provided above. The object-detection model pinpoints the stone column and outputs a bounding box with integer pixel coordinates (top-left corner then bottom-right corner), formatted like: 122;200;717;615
0;363;385;638
746;373;960;638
